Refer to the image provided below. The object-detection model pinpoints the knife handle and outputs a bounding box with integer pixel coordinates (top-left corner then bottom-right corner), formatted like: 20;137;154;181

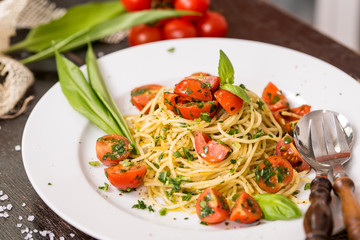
333;176;360;240
304;177;333;240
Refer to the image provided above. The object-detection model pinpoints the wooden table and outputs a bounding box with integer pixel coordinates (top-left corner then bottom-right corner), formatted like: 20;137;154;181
1;0;358;239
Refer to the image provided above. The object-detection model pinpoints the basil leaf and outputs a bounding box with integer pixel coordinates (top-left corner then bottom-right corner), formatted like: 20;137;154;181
253;194;302;220
55;49;122;135
8;1;124;52
218;50;234;85
221;83;251;103
20;9;198;64
86;43;138;153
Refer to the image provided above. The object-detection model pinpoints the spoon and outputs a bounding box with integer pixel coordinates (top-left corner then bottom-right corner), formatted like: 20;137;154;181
295;110;360;240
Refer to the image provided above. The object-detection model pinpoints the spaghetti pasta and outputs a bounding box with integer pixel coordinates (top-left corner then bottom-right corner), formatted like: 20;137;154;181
125;86;302;214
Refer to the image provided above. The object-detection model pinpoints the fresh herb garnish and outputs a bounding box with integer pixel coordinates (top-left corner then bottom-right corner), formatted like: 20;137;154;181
98;182;109;191
218;50;251;103
88;161;101;166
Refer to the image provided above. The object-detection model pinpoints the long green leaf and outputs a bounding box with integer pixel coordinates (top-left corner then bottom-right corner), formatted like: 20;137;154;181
86;43;138;153
221;83;251;103
20;9;198;64
218;50;234;85
55;50;123;135
7;1;124;52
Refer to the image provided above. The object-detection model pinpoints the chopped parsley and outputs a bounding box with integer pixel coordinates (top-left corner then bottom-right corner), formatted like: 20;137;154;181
98;182;109;191
256;99;265;111
159;208;167;216
200;112;211;122
167;47;175;53
88;161;101;166
304;183;311;190
131;88;149;97
182;147;194;161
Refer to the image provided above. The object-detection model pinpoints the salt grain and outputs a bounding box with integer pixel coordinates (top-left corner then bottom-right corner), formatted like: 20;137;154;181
19;216;23;220
15;145;21;151
2;212;9;218
59;237;65;240
17;223;22;228
0;190;3;195
0;194;8;201
27;215;35;221
39;230;48;237
33;229;38;233
24;232;32;240
21;227;29;234
70;233;75;238
49;232;55;240
7;203;13;210
0;206;4;212
22;203;26;207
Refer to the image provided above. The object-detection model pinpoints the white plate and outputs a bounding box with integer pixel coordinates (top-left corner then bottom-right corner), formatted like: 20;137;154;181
22;38;360;240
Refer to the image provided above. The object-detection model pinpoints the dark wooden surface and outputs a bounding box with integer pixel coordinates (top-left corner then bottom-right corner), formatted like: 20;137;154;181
1;0;359;239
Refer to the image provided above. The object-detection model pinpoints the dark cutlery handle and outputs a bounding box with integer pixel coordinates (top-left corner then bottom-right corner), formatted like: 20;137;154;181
333;176;360;240
304;177;333;240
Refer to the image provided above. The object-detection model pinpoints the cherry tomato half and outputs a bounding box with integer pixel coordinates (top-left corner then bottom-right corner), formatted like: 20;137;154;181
276;135;310;172
96;134;132;166
256;155;294;193
174;0;209;21
185;72;220;92
164;92;179;112
291;104;311;116
128;24;162;46
214;89;244;116
194;131;231;163
105;163;147;190
121;0;152;11
196;188;230;224
230;192;263;223
176;100;218;120
174;78;212;101
162;18;197;39
131;84;163;112
261;82;289;112
196;11;228;37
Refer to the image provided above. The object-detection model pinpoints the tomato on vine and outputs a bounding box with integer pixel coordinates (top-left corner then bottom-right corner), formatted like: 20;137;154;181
122;0;152;11
128;24;163;46
197;11;228;37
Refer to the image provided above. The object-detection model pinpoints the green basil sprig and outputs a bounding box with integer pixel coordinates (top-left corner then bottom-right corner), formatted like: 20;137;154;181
253;194;302;220
55;44;138;153
7;1;125;53
218;50;251;103
19;9;197;64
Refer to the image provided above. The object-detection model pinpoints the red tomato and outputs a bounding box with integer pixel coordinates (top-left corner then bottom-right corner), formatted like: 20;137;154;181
186;72;220;92
256;155;294;193
131;84;163;112
196;188;230;224
196;11;228;37
174;78;212;101
291;104;311;116
214;89;244;115
162;19;197;39
276;135;310;172
176;100;218;120
285;120;298;136
96;134;132;166
174;0;209;21
105;163;147;190
121;0;152;11
164;92;179;112
229;192;263;223
194;131;231;163
261;82;289;112
128;24;162;46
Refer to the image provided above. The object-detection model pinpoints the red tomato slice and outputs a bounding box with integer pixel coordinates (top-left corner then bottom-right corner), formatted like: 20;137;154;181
214;89;244;115
131;84;162;112
96;135;132;166
194;131;231;163
185;72;220;92
229;192;263;223
164;92;179;112
285;120;298;136
256;155;294;193
174;78;212;102
261;82;289;112
176;101;218;120
276;135;310;172
290;104;311;116
105;164;147;190
196;188;230;224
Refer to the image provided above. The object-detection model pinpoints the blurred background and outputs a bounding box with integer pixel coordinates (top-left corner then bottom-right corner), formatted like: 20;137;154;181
267;0;360;52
